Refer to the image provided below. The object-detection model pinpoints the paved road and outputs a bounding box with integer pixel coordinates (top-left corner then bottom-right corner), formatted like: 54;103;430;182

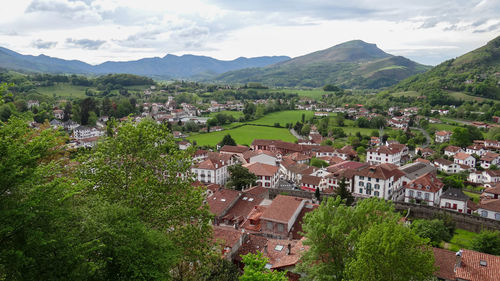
410;127;431;148
290;128;305;140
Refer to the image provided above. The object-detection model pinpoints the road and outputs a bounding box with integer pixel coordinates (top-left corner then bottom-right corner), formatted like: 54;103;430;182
290;128;305;140
410;127;431;148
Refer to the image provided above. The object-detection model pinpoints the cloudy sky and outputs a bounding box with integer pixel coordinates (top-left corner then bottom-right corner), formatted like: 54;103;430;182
0;0;499;65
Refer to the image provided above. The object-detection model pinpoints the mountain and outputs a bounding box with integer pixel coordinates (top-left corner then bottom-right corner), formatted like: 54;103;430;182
214;40;431;89
0;47;290;79
389;36;500;100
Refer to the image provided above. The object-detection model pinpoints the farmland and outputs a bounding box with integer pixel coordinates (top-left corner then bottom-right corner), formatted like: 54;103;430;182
248;110;316;126
187;125;296;147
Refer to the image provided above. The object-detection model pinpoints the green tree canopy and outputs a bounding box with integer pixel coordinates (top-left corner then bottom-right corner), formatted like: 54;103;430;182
333;177;354;206
239;252;287;281
471;230;500;256
227;164;257;191
345;221;435;281
220;134;237;146
411;219;452;246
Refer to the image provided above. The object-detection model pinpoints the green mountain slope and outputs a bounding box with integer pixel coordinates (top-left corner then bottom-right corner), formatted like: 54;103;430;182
389;35;500;100
214;40;430;89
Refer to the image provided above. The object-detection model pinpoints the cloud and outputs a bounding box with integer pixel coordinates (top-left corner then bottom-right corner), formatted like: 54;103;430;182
66;38;105;50
31;39;57;49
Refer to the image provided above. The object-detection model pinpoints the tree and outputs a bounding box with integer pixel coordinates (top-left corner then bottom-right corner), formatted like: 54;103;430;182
239;252;287;281
471;230;500;255
301;124;311;136
0;118;85;280
78;119;214;280
227;164;257;191
334;177;354;206
79;97;96;125
323;84;340;92
315;187;320;201
411;219;452;246
198;256;239;281
297;197;401;281
63;102;72;121
220;134;237;146
310;157;328;168
345;221;435;281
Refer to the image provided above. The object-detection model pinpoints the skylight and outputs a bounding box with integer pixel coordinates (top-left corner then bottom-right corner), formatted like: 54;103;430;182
275;245;284;251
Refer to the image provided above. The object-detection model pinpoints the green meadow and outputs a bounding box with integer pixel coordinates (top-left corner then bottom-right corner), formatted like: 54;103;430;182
187;125;296;147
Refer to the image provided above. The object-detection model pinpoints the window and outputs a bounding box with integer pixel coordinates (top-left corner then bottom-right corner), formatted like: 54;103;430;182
495;213;500;220
376;179;379;183
368;177;371;181
367;183;372;189
267;221;273;230
360;176;364;180
265;176;271;180
359;188;363;193
265;182;270;187
374;191;380;197
425;193;430;200
374;184;380;189
366;189;371;195
277;224;284;232
481;211;488;217
409;190;414;197
417;191;422;198
359;181;364;187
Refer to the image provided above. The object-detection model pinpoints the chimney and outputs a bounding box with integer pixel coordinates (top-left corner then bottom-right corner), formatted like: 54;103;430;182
263;244;268;254
454;250;463;271
286;243;291;255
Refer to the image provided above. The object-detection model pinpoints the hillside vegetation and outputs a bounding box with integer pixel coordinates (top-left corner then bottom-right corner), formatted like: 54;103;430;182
389;36;500;100
214;40;430;89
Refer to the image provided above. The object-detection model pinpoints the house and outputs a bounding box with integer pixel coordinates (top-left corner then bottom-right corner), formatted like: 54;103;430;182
439;188;469;213
220;186;267;228
49;119;64;129
193;149;209;163
480;152;500;169
314;112;328;117
191;157;230;185
435;131;452;143
366;144;409;166
220;145;250;158
484;140;500;151
300;175;323;192
454;152;476;168
483;183;500;199
477;199;500;220
434;158;462;174
63;120;80;131
403;173;443;206
207;188;241;224
243;162;279;188
279;159;315;182
352;164;406;200
400;162;437;183
285;152;311;164
178;141;191;150
27;100;39;109
471;121;489;129
77;136;99;148
444;145;463;157
415;147;435;158
246;150;279;166
233;234;307;280
466;144;486;156
468;170;500;185
53;109;64;120
213;226;245;260
433;248;500;281
259;195;306;239
73;125;103;140
370;136;381;146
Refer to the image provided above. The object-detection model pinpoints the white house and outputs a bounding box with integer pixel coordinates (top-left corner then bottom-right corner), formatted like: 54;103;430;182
73;126;104;140
435;131;452;143
434;158;462;174
466;144;486;156
477;199;500;221
244;162;279;188
53;109;64;120
483;183;500;199
248;151;279;166
480;152;500;169
404;173;443;206
366;144;408;166
453;152;476;168
191;158;230;185
352;164;406;200
439;188;469;213
444;146;463;157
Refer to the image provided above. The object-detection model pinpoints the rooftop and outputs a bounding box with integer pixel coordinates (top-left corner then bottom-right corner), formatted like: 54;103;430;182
261;195;304;224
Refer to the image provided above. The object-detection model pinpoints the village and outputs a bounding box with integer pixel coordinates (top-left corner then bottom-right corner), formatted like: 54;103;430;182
28;93;500;280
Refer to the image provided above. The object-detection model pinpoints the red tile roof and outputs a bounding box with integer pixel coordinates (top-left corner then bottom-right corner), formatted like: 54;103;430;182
484;182;500;195
444;145;462;152
354;163;405;180
261;195;304;224
220;145;250;154
301;175;322;186
404;172;444;193
208;189;240;216
224;186;267;221
213;225;243;248
455;249;500;281
432;248;456;280
436;130;452;136
455;152;473;161
243;162;279;177
478;198;500;212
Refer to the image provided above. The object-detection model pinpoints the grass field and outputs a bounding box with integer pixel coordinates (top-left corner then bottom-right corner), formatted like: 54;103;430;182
463;191;480;203
248;110;316;126
430;123;462;132
446;91;499;103
187;125;296;147
208;110;244;119
36;83;90;99
277;89;327;100
390;91;421;98
443;229;478;252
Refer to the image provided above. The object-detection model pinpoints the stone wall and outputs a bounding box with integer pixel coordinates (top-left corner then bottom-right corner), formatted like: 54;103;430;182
394;202;500;232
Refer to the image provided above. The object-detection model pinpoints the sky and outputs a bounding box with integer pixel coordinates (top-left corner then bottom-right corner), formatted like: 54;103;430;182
0;0;499;66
